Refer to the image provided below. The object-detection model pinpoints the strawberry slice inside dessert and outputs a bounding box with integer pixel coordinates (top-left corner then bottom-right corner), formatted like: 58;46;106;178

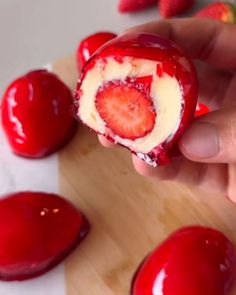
95;81;156;140
76;33;198;166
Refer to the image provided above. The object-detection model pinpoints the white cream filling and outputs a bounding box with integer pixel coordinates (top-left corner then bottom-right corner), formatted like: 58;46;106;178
78;57;182;153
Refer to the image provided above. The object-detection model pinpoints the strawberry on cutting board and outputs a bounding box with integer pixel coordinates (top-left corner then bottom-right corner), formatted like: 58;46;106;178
159;0;195;17
95;81;156;140
195;2;236;23
118;0;157;13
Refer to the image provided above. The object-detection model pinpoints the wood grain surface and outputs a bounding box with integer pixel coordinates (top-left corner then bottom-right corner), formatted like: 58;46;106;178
53;56;236;295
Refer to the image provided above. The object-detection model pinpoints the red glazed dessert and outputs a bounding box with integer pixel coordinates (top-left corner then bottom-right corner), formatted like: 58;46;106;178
77;32;117;72
75;33;198;166
0;191;89;281
132;226;236;295
1;70;76;158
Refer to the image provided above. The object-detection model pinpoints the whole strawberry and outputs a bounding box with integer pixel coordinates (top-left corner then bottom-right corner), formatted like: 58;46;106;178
195;2;236;23
159;0;195;17
118;0;157;13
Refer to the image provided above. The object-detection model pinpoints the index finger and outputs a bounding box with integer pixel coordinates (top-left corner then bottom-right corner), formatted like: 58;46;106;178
127;18;236;70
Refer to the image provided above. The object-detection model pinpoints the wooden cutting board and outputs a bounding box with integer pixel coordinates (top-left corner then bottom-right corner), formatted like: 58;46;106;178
53;56;236;295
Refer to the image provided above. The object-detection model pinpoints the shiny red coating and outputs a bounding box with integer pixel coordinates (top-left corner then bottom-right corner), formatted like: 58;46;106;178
132;226;236;295
0;191;89;281
1;70;76;158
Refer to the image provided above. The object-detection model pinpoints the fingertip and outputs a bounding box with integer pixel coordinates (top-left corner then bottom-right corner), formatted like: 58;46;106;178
179;122;219;162
98;135;116;148
132;154;182;181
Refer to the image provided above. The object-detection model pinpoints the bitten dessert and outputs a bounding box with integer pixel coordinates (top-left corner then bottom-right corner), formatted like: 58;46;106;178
75;33;198;166
132;226;236;295
1;70;76;158
0;191;89;281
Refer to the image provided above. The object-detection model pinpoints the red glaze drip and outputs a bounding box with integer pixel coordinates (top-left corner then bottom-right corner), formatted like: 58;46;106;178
132;226;236;295
0;191;89;281
1;70;76;159
195;102;210;117
76;32;117;71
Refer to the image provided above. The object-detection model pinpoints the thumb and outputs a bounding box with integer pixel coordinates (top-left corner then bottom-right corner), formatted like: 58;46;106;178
179;107;236;163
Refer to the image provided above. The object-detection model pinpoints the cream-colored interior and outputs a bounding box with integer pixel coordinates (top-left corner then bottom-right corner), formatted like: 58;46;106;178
78;56;182;153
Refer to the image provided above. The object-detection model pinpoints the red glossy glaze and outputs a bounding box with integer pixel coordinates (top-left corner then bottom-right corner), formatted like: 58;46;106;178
77;32;198;166
1;70;76;158
76;32;117;72
132;226;236;295
0;191;89;281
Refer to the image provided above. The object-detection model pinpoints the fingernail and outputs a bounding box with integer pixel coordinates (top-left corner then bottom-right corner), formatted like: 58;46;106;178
180;122;219;158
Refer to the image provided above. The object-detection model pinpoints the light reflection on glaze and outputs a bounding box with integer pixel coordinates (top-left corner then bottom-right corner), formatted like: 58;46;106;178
8;88;26;142
153;269;167;295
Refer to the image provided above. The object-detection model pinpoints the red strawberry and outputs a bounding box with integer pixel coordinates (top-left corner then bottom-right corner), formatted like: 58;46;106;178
95;80;156;140
159;0;195;17
132;226;236;295
0;191;89;281
76;32;198;166
1;70;76;159
195;2;236;23
118;0;157;13
77;32;117;72
195;102;209;117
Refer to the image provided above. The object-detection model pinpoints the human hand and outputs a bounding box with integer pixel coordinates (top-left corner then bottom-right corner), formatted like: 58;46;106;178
98;18;236;202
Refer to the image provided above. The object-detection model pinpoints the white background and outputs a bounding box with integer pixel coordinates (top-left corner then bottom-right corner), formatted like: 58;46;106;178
0;0;214;91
